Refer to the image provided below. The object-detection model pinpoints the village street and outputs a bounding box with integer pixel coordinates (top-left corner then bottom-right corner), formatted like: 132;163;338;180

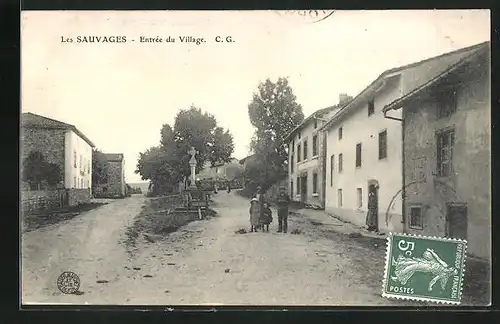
22;191;411;306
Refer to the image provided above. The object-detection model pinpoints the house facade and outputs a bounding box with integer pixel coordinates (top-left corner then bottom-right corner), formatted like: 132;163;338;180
382;41;490;259
285;99;345;208
94;153;126;197
198;157;240;180
322;42;486;233
21;112;95;205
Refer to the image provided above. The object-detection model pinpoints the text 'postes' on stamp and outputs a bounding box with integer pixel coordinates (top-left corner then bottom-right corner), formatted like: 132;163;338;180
382;233;466;304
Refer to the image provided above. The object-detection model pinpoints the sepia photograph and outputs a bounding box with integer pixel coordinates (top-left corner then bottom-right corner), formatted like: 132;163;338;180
20;10;491;306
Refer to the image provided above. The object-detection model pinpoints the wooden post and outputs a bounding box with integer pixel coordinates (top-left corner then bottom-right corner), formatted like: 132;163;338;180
198;207;202;220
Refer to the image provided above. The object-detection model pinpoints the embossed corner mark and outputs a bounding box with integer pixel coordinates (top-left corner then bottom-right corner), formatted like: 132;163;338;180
275;10;336;24
382;233;467;305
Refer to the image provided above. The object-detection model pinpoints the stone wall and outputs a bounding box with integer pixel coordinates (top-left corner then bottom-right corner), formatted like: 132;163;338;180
20;128;66;183
94;160;125;197
403;52;490;259
68;188;91;206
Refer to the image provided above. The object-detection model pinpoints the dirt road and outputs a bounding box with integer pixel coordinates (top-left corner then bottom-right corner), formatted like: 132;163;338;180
22;192;403;306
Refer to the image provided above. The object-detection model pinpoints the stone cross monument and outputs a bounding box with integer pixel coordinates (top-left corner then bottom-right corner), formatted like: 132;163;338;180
188;146;198;189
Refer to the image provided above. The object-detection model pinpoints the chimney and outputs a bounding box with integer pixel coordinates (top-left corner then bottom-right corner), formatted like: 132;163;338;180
339;93;352;106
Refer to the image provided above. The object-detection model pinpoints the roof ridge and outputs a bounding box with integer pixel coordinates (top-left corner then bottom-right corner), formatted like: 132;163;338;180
382;41;489;76
22;112;74;128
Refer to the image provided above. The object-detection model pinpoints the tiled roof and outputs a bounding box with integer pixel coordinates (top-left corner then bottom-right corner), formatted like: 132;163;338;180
21;112;95;147
283;105;339;142
383;41;490;112
320;41;490;131
104;153;124;161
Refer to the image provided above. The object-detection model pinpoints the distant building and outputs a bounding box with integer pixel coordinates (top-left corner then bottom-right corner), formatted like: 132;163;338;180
21;112;95;205
382;41;490;259
284;101;345;208
94;153;126;197
321;41;487;234
197;157;240;180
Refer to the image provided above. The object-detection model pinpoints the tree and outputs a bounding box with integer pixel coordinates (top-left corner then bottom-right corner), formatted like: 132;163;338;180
92;149;109;187
22;151;62;190
135;106;235;196
246;77;304;190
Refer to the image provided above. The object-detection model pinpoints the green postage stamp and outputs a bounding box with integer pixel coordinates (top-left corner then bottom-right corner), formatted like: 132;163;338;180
382;233;467;304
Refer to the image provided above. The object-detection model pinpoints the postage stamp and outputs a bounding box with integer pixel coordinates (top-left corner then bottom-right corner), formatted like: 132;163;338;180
382;233;467;304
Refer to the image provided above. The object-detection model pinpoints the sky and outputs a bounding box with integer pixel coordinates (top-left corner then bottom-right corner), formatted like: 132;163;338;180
21;10;490;183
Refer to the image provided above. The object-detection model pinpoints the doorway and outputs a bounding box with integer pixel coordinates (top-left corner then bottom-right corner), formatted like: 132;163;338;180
300;174;307;204
367;181;379;231
446;203;467;240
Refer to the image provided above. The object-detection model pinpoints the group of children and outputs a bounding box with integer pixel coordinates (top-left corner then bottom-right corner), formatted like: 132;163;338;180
249;197;273;232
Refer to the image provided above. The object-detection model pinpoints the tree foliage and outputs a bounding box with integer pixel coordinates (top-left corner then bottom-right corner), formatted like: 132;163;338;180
22;151;62;190
92;149;109;187
246;77;304;191
135;105;235;196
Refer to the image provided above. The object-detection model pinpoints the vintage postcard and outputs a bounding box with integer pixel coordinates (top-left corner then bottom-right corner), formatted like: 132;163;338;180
20;10;491;306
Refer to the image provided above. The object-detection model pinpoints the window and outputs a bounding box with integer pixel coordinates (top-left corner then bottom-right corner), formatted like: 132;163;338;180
409;205;423;229
73;176;76;188
297;144;301;162
296;176;300;194
313;172;318;194
291;181;294;197
437;128;455;177
379;130;388;160
330;154;335;186
292;139;295;151
338;153;343;172
73;150;77;168
337;189;343;207
356;188;363;209
290;154;294;174
314;119;318;129
355;143;362;168
303;139;308;160
312;134;318;156
437;87;457;118
339;127;343;140
368;99;375;116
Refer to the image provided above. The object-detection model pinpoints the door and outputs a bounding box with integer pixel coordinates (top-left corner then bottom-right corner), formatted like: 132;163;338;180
446;203;467;240
300;174;307;204
368;184;379;231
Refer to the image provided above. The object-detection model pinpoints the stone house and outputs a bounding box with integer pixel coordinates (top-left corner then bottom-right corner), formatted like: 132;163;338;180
197;157;240;180
284;98;347;208
21;112;95;205
320;42;487;234
382;41;490;259
94;153;126;197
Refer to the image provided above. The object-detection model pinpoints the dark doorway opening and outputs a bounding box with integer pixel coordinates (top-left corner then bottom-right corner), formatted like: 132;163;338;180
446;203;467;240
300;174;307;204
367;182;379;231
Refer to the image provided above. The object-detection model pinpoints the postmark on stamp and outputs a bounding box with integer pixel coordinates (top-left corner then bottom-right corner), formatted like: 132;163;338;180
382;233;467;304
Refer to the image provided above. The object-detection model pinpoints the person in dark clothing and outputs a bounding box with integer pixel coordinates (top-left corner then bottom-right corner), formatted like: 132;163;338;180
276;186;290;233
260;202;273;232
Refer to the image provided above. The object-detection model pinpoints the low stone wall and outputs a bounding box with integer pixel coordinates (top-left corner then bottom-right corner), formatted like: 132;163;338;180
68;188;91;206
21;190;66;214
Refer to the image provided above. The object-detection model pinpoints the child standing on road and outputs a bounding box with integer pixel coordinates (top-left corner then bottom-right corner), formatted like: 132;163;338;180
249;198;261;232
260;202;273;232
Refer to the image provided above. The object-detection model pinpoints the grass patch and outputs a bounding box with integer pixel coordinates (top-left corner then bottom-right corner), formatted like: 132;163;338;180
22;202;107;233
124;197;217;255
